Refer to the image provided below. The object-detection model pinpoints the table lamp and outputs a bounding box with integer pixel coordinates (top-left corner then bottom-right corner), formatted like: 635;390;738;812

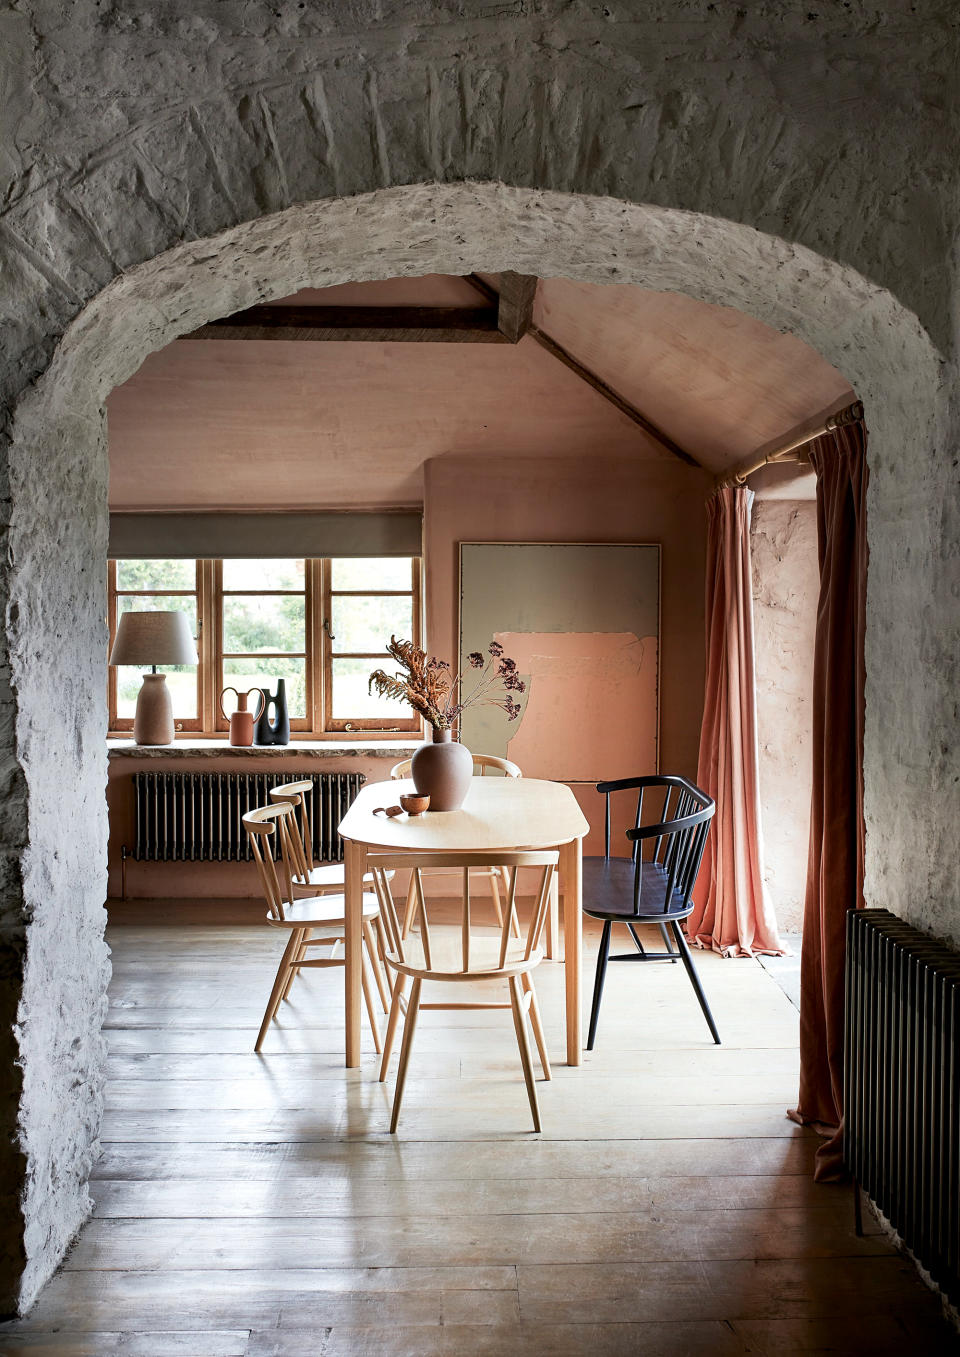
109;610;198;744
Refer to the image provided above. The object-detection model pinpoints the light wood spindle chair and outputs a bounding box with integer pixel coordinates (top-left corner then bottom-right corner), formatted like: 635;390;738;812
268;779;392;1011
243;802;385;1053
368;849;558;1133
389;754;526;942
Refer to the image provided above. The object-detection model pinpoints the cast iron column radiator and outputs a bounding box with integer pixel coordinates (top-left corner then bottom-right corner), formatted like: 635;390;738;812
128;771;366;865
844;907;960;1306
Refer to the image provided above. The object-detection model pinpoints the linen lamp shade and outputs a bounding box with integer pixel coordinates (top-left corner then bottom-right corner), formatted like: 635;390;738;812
109;610;198;744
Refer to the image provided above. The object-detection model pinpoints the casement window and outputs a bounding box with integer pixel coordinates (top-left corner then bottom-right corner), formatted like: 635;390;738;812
107;556;421;737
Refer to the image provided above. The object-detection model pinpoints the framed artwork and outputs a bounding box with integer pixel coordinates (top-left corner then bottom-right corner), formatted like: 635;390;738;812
458;543;660;784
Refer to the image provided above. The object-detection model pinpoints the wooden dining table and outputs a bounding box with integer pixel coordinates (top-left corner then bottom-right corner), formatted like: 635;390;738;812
338;776;590;1068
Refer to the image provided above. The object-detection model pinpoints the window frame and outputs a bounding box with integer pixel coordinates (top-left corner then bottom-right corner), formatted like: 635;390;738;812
108;556;422;739
107;559;204;734
213;557;314;736
321;558;423;733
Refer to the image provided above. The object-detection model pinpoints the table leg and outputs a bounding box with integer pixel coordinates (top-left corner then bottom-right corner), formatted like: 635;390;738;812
559;837;582;1065
344;839;367;1068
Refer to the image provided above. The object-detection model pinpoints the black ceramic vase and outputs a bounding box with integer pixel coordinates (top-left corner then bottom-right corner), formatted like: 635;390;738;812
255;679;290;746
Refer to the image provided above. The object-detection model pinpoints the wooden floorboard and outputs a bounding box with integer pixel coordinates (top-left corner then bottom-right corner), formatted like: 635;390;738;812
2;908;957;1356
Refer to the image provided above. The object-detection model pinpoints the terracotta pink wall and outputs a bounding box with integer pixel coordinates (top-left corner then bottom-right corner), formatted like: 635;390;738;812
424;453;712;854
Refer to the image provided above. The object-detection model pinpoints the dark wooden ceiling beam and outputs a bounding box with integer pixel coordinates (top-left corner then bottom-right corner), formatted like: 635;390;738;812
497;272;538;343
182;304;507;343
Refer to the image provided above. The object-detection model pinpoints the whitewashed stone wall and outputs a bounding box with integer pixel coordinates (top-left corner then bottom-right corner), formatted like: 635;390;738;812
0;0;957;1314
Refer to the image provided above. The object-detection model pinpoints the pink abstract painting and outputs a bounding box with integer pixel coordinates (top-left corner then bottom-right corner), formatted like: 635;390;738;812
497;630;658;782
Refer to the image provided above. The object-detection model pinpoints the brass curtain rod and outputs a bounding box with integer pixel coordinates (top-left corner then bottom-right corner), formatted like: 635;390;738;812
715;400;864;491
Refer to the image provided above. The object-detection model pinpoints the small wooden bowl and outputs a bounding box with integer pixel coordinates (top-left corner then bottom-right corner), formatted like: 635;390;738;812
399;793;431;816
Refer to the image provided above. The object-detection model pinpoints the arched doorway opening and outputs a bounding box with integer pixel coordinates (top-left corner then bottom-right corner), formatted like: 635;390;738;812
3;182;947;1313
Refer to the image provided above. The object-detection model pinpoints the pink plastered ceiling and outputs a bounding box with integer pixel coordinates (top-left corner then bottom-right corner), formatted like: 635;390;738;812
497;631;658;783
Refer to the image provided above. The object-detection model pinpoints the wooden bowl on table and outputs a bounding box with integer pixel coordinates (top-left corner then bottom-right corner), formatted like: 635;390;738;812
399;793;431;816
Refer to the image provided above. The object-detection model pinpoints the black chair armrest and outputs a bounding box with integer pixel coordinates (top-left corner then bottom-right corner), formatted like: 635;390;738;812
627;803;715;841
596;776;653;794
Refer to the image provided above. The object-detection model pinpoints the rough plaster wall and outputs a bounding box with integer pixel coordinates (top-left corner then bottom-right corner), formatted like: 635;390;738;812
4;389;111;1311
751;500;818;934
0;0;955;1314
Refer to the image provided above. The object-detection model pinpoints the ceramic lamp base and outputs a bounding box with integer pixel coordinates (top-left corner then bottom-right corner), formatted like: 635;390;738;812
133;672;175;744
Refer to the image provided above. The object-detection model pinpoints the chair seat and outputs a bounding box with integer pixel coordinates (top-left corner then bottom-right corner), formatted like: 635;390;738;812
582;856;693;922
266;892;380;929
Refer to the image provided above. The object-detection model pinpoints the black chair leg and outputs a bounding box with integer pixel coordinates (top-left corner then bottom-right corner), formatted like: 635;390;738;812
627;922;645;955
587;919;612;1051
671;920;721;1044
659;922;677;961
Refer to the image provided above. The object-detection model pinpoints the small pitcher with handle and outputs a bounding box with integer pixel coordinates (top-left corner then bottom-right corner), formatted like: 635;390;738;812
219;686;265;746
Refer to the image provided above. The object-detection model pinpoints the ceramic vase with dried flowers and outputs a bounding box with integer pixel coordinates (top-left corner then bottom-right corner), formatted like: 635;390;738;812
368;637;525;811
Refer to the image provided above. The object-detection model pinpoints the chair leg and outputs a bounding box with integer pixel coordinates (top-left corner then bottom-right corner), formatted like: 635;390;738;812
587;919;612;1052
521;971;551;1080
671;920;721;1044
373;912;395;994
255;930;300;1052
390;977;422;1133
364;920;391;1012
495;866;521;940
401;872;418;939
509;975;542;1132
361;948;383;1055
487;868;506;931
280;928;308;1000
627;922;646;955
379;973;407;1081
659;922;677;960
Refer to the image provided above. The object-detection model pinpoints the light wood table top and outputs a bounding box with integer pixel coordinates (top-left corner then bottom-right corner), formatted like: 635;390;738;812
339;777;590;851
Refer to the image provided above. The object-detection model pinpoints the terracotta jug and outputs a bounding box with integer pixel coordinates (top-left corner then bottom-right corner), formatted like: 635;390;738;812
219;686;265;747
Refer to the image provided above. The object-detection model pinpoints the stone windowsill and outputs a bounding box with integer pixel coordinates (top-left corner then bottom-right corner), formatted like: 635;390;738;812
107;738;419;759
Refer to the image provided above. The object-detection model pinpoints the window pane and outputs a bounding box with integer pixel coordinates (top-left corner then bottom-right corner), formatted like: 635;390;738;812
119;594;197;635
115;667;197;720
332;658;410;721
222;595;305;654
331;594;413;655
222;658;306;718
116;559;196;592
222;559;305;591
331;558;413;591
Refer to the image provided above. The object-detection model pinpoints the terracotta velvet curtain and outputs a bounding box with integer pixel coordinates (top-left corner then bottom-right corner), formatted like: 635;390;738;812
792;419;868;1181
688;486;784;958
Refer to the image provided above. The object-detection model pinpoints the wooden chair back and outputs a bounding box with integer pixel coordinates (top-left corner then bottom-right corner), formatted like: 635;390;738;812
596;774;715;916
368;850;557;977
242;802;304;921
268;778;316;875
390;752;522;781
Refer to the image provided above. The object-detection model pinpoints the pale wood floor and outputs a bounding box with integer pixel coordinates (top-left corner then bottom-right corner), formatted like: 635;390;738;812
1;902;956;1356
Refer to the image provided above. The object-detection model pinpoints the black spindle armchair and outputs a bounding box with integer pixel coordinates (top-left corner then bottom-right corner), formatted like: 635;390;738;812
582;774;719;1050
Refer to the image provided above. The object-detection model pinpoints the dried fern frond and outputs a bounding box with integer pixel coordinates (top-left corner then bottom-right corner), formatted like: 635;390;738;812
367;671;415;705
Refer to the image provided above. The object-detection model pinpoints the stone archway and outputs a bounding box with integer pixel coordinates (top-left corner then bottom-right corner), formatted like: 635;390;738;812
2;181;952;1312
